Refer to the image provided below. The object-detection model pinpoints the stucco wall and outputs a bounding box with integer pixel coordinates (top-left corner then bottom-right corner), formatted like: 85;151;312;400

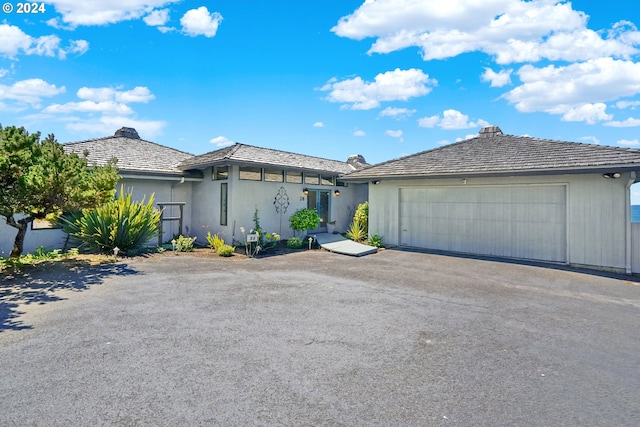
369;172;631;270
191;166;368;244
0;177;192;256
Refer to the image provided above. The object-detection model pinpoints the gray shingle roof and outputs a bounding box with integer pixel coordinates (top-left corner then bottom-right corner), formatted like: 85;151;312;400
344;127;640;179
178;143;361;174
63;131;196;177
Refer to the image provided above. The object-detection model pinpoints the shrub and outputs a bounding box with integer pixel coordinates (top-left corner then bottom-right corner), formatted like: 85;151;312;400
368;233;383;248
264;232;281;249
60;186;161;255
289;208;320;236
353;201;369;235
217;244;235;257
346;221;366;242
206;232;225;252
286;237;304;249
173;235;196;252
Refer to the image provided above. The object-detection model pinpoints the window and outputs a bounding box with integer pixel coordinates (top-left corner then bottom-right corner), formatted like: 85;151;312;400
321;175;334;186
264;169;284;182
239;166;262;181
285;170;302;184
304;174;320;185
336;180;348;187
212;166;228;180
220;183;228;226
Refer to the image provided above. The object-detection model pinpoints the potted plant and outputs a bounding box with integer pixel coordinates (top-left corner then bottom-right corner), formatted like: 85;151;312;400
328;220;337;234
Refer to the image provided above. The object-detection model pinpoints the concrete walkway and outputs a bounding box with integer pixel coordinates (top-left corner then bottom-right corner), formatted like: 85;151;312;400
314;232;378;256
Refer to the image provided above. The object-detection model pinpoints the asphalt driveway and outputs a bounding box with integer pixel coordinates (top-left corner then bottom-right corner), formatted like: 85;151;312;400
1;249;639;426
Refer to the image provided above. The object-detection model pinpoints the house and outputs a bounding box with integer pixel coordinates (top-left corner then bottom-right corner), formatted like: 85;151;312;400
0;128;368;255
177;142;368;244
342;125;640;273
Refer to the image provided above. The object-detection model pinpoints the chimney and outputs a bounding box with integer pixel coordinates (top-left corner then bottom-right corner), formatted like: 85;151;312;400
347;154;368;169
114;127;140;139
479;125;503;138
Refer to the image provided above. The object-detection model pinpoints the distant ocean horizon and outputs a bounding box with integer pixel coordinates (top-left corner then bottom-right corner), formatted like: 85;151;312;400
632;205;640;222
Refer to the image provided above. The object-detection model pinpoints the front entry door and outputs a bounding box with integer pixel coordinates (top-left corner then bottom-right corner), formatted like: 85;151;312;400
307;189;330;232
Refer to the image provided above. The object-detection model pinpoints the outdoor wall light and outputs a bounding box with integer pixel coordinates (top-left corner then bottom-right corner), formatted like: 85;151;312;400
303;187;309;195
602;172;621;179
334;189;340;196
371;180;380;185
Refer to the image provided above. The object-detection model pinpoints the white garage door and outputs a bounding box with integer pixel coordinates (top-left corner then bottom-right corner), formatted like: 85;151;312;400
399;185;567;262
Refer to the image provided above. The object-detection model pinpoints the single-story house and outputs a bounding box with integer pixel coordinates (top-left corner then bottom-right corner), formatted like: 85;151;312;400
342;125;640;273
0;128;368;255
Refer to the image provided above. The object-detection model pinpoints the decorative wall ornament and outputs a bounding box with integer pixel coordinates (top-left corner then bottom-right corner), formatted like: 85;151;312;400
274;186;290;235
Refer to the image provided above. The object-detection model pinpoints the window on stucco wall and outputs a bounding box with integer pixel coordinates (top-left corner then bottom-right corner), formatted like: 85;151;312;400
285;171;302;183
264;169;284;182
220;183;228;226
239;166;262;181
213;166;228;180
304;174;320;185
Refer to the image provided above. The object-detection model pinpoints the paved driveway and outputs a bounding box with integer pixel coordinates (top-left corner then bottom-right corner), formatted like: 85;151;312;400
1;249;639;426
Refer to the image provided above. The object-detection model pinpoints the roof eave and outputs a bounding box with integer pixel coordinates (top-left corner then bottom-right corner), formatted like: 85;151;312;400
340;163;640;181
179;159;349;175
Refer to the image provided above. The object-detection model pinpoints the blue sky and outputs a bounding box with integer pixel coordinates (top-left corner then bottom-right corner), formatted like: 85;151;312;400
1;0;640;170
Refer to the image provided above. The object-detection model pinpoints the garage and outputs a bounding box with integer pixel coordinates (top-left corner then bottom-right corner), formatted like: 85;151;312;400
399;185;567;262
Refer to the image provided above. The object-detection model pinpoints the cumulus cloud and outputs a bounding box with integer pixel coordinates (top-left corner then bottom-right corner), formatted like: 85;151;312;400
604;117;640;127
77;86;155;103
0;24;89;59
580;136;600;145
386;129;404;142
418;109;489;130
44;100;133;115
46;0;180;28
0;78;65;108
332;0;640;64
144;8;170;26
378;107;416;120
67;116;165;139
503;58;640;122
616;100;640;109
320;68;436;110
181;6;223;37
210;136;234;147
481;68;512;87
618;139;640;146
313;121;324;127
353;129;366;136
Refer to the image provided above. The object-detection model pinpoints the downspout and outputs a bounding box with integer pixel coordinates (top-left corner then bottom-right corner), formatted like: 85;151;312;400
625;171;636;275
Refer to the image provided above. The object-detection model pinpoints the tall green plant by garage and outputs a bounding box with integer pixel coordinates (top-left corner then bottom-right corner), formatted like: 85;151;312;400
61;185;161;255
346;201;368;242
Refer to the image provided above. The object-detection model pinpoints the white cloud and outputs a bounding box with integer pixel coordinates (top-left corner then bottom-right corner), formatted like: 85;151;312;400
504;58;640;121
332;0;640;64
0;78;65;107
386;129;404;142
0;69;8;78
67;116;165;139
76;86;155;103
615;100;640;109
144;8;170;26
210;136;234;147
180;6;223;38
44;100;134;115
353;129;366;137
580;136;600;145
456;133;480;142
481;68;512;87
313;121;324;127
418;109;489;130
46;0;180;28
378;107;416;120
618;139;640;146
604;117;640;127
0;24;89;59
555;103;612;124
320;68;436;110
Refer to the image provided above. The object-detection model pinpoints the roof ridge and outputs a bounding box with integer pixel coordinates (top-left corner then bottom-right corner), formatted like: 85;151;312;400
200;141;349;164
62;135;196;157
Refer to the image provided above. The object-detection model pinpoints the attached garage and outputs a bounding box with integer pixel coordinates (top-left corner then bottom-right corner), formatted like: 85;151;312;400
398;185;567;262
343;125;640;273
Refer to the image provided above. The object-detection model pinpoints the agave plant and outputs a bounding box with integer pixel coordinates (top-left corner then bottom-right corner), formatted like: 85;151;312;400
60;185;161;255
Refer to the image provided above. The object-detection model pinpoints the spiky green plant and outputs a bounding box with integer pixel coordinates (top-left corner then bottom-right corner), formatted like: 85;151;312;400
60;185;161;255
345;221;366;242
